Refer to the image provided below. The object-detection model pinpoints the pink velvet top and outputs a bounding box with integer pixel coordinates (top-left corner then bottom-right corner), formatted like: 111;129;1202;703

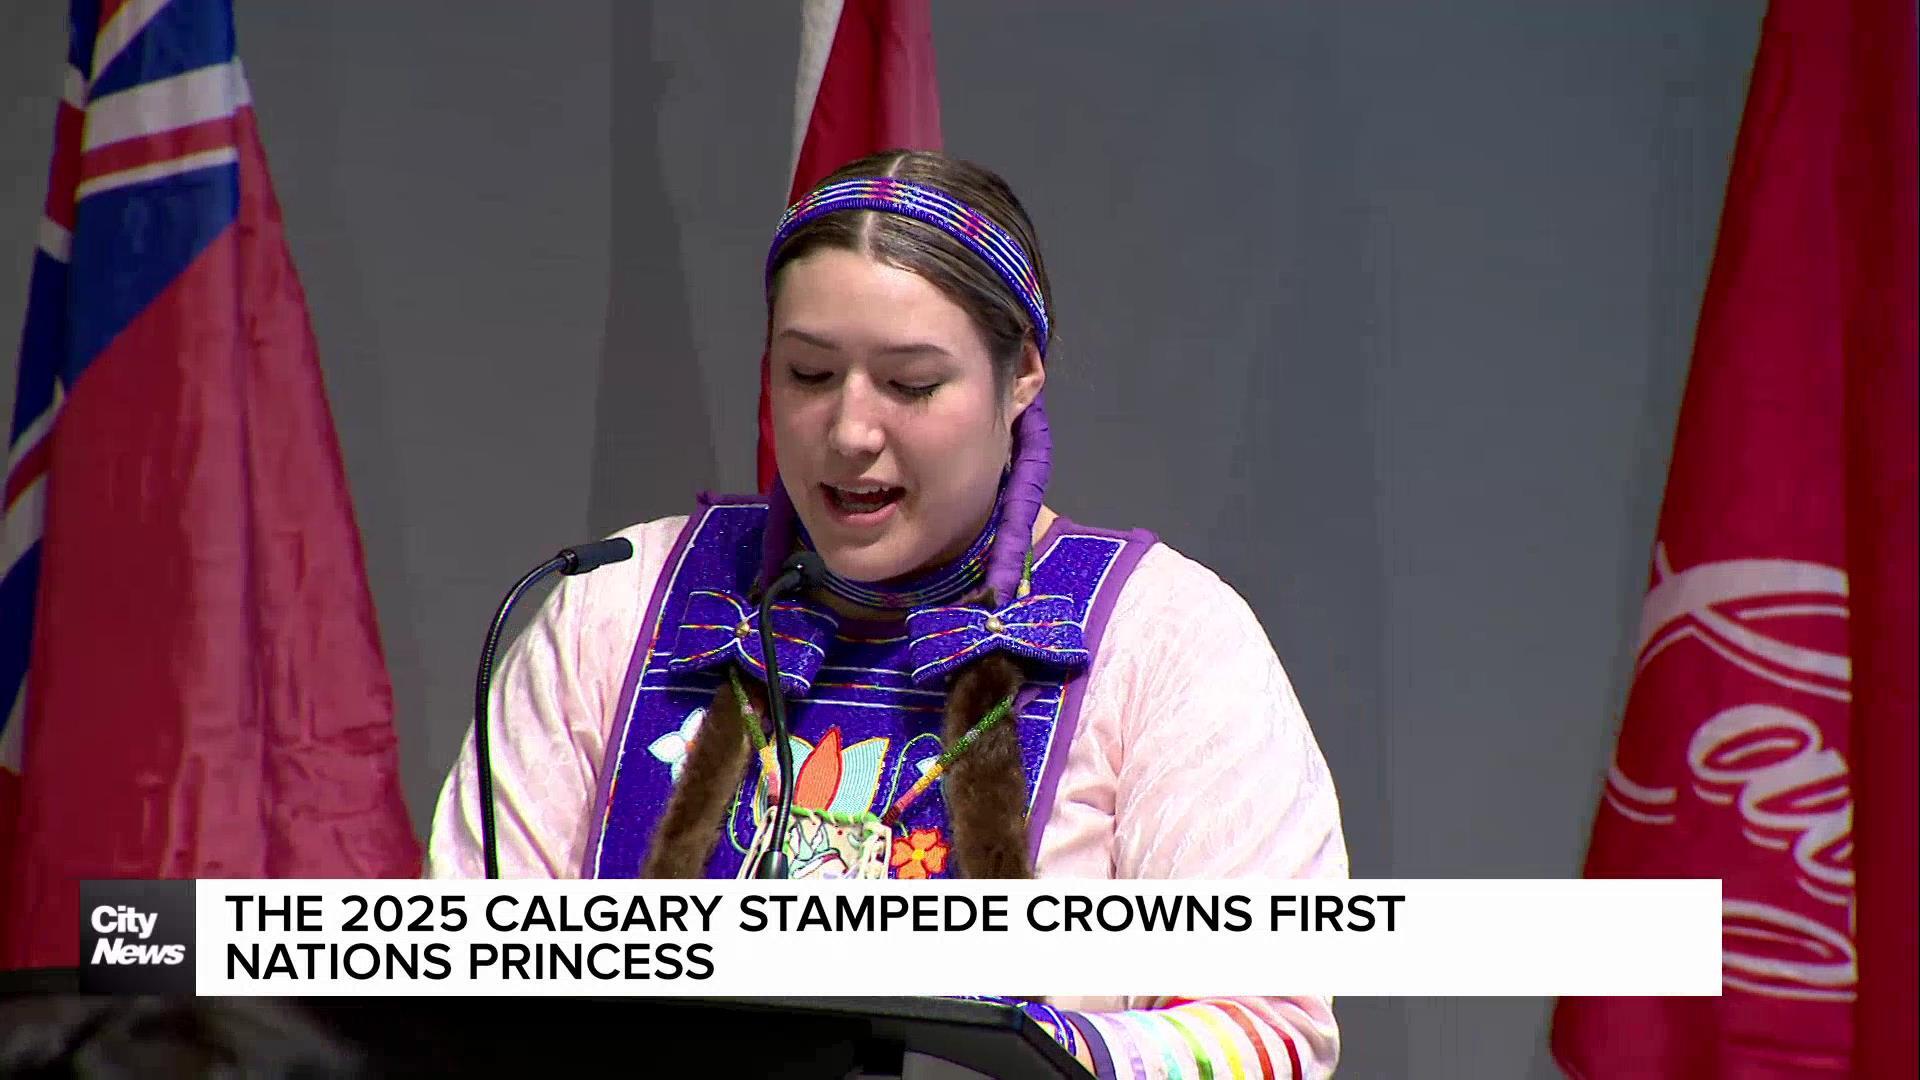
426;515;1349;1078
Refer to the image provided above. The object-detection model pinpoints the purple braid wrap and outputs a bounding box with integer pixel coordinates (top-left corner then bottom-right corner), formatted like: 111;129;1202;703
985;394;1050;606
757;394;1051;605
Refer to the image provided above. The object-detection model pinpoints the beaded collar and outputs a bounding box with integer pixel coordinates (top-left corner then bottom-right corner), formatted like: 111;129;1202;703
796;487;1003;611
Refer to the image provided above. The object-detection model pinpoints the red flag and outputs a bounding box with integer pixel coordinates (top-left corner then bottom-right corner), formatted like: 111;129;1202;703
755;0;942;492
1;0;420;969
1552;0;1916;1075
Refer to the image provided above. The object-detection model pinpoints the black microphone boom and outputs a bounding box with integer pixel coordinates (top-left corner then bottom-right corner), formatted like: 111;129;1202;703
559;538;634;576
755;551;826;879
473;537;634;879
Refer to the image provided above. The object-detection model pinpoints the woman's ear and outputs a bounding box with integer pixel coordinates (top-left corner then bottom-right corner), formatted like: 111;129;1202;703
1008;340;1045;418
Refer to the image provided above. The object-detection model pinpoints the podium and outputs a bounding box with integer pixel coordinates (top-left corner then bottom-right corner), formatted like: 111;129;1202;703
0;969;1086;1078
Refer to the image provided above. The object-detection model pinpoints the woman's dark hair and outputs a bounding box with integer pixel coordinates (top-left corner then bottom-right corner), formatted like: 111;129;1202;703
643;150;1048;880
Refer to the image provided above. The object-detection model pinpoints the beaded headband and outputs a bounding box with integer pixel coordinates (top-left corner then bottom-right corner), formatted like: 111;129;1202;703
766;177;1051;356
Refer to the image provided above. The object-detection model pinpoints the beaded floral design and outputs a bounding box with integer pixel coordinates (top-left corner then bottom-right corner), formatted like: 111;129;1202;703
890;827;951;880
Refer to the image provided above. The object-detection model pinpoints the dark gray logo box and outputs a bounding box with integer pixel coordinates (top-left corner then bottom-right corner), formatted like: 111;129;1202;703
78;880;197;994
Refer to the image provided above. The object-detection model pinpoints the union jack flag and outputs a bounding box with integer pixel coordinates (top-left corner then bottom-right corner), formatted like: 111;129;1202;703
6;1;265;782
2;0;418;967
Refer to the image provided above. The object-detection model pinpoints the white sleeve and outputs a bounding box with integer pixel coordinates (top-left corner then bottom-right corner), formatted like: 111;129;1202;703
1068;545;1350;1079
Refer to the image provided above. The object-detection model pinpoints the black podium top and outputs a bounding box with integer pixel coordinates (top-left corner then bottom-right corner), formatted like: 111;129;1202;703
0;969;1085;1078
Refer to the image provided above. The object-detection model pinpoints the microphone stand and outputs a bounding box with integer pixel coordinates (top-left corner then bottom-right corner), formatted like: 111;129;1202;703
474;538;633;879
754;552;824;880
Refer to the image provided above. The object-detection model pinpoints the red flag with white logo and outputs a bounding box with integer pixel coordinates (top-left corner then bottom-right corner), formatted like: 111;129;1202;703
1551;0;1916;1075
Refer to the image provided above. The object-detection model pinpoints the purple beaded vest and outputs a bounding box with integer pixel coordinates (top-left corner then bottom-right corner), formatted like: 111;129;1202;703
582;494;1156;879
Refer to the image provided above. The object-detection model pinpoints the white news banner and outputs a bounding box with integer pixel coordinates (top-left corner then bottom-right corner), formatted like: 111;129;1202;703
179;879;1722;997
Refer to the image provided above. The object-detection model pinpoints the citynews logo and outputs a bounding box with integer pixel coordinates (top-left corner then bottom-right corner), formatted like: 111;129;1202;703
79;880;196;994
90;906;184;965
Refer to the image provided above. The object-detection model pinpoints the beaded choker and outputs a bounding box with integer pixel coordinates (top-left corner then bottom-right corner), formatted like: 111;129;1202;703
798;487;1003;611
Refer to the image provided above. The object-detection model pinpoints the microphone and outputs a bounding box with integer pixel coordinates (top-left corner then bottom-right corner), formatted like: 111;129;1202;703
557;537;634;576
754;550;826;879
474;537;635;879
